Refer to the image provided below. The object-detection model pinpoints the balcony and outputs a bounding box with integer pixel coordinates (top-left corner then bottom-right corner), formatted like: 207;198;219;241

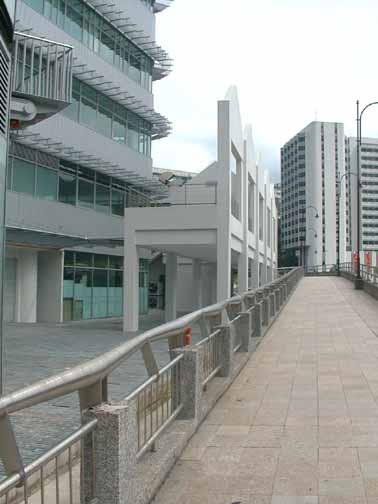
10;32;73;128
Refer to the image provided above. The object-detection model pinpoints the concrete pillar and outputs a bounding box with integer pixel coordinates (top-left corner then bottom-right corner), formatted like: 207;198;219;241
192;259;202;310
238;312;251;352
172;346;203;421
238;251;248;294
83;401;137;504
37;250;64;323
165;253;177;322
18;249;38;323
124;231;139;332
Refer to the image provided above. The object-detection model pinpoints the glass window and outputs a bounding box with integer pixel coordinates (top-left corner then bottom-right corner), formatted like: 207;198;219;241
128;116;139;152
36;166;58;201
25;0;43;14
13;158;35;196
112;115;126;144
111;189;124;216
97;97;113;138
76;252;92;267
59;170;76;205
81;86;97;129
96;184;110;213
93;269;108;318
74;269;92;320
63;267;74;321
64;251;75;266
66;1;83;41
100;30;114;64
94;254;108;268
109;255;123;270
78;178;94;208
108;270;122;317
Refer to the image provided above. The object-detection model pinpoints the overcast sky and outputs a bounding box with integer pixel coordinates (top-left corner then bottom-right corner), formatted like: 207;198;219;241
152;0;378;182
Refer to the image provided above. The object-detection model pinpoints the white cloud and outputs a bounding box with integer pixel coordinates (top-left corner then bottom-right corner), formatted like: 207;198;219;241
153;0;378;182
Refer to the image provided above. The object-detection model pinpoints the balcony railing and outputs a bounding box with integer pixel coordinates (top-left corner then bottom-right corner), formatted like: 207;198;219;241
11;32;73;124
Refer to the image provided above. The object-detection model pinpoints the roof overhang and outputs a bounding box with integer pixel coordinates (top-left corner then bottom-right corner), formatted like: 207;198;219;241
6;226;123;250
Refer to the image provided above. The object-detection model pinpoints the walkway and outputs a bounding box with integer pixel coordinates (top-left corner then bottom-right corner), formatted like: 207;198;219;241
153;276;378;504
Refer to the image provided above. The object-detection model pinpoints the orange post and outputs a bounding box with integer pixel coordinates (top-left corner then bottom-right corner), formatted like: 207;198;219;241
184;328;191;346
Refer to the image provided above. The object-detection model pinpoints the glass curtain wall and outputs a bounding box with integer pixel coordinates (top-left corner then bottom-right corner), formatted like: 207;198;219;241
23;0;154;90
63;252;149;321
63;78;152;157
7;147;153;214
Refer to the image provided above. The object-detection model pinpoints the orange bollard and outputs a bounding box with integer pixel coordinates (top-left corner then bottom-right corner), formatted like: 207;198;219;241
184;327;191;346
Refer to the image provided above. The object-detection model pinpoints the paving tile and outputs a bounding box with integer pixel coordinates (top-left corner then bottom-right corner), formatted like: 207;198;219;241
319;478;365;497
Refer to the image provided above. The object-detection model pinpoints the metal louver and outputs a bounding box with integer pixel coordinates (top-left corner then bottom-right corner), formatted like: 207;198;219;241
0;43;10;136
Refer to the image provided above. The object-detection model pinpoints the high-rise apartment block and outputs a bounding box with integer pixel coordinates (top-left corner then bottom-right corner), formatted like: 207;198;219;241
281;121;378;269
281;122;347;268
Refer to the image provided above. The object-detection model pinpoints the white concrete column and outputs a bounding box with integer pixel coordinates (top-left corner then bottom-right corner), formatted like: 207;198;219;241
192;259;202;310
17;249;38;323
124;230;139;332
37;250;64;323
165;253;178;322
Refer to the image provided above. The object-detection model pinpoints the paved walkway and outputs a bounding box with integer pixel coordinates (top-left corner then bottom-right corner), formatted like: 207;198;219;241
153;276;378;504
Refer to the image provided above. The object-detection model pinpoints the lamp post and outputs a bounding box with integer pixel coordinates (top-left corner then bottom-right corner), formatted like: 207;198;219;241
337;171;358;276
355;100;378;289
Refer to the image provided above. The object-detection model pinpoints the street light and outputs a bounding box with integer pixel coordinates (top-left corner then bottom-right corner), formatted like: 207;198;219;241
337;171;358;276
356;100;378;289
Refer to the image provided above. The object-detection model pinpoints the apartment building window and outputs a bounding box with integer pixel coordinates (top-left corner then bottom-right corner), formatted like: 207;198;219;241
63;79;152;157
24;0;154;90
248;177;255;232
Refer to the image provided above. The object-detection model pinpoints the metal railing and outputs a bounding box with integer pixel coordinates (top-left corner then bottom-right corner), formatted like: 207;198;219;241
0;419;97;504
305;264;338;274
125;355;183;458
0;267;303;503
196;328;223;389
12;32;73;104
166;183;217;206
340;262;378;284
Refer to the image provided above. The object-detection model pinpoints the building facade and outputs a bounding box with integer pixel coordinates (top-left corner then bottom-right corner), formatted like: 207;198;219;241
0;0;15;391
5;0;172;323
123;87;278;331
347;137;378;269
281;121;347;268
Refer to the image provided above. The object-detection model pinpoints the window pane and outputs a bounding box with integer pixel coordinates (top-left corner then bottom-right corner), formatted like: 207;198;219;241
74;269;92;320
25;0;43;13
13;158;35;195
59;171;76;205
96;184;110;213
76;252;92;267
97;105;112;138
128;118;139;151
94;254;108;268
93;270;108;318
112;115;126;144
78;179;94;208
109;255;123;270
109;270;122;317
63;267;74;321
64;251;75;266
36;165;58;201
66;1;83;41
111;189;124;216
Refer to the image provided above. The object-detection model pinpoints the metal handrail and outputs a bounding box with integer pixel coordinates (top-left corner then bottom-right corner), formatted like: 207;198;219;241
0;269;299;417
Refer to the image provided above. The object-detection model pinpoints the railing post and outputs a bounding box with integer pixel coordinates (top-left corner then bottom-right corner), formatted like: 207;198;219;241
216;325;233;378
269;290;276;319
82;400;138;504
252;303;262;338
172;346;203;421
238;312;251;352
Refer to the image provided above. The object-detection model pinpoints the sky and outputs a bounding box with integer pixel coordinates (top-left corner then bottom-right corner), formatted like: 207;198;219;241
152;0;378;183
